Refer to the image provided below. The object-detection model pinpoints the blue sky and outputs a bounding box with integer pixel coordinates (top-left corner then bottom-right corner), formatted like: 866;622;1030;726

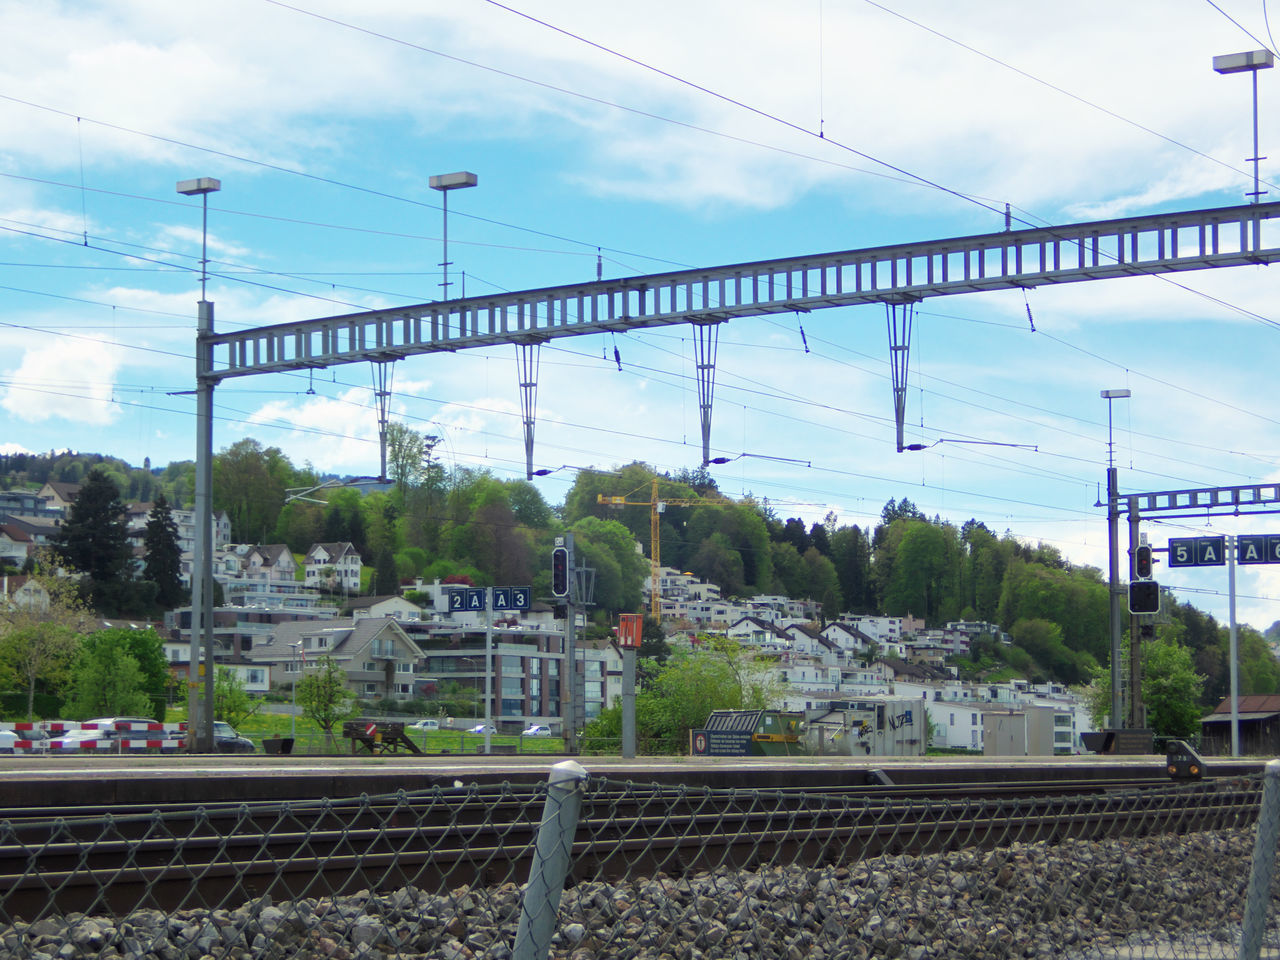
1;0;1279;630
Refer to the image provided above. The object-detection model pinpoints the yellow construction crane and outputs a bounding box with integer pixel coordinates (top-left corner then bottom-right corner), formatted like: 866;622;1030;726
598;477;720;621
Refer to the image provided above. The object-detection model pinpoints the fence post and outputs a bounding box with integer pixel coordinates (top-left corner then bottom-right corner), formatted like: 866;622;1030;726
512;760;588;960
1240;759;1280;960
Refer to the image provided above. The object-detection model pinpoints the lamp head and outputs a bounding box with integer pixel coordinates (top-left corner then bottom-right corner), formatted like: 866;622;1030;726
429;171;479;191
1213;50;1275;74
177;177;221;196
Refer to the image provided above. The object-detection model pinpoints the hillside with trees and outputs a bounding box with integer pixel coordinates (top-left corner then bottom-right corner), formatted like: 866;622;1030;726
4;437;1276;718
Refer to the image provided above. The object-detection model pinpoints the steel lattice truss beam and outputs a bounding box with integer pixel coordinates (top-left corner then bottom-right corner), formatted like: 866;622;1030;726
203;201;1280;381
1119;482;1280;520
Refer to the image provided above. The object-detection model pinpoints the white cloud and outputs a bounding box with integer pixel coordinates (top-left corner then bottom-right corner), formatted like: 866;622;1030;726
0;336;124;425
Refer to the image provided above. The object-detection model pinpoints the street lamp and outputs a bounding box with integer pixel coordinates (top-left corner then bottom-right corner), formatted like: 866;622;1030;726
176;177;221;299
429;171;478;300
288;642;301;739
1213;50;1275;203
1100;388;1131;729
459;656;480;725
177;176;221;755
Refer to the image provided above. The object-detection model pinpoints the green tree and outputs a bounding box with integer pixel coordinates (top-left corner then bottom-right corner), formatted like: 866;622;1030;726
213;666;260;727
592;638;787;753
882;521;952;623
213;438;313;543
1143;634;1205;738
142;494;185;609
802;546;843;622
295;656;357;747
0;550;93;719
385;422;428;507
64;632;154;719
373;548;398;596
829;523;872;613
51;467;134;606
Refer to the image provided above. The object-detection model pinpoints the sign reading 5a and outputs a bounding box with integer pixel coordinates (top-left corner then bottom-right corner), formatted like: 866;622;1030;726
1167;536;1226;567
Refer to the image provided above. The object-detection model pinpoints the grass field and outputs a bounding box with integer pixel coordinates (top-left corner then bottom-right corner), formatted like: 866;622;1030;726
167;710;566;756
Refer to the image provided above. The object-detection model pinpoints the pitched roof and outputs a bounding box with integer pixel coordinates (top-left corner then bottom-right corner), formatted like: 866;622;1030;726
0;524;33;543
784;623;824;640
1209;694;1280;715
250;544;293;565
41;481;82;501
879;656;950;681
344;594;412;611
308;541;359;560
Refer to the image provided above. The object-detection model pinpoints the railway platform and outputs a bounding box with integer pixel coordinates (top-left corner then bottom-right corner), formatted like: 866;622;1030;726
0;752;1265;807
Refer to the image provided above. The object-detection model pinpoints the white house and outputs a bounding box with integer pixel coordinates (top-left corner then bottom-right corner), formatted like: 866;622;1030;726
305;542;363;591
244;544;297;583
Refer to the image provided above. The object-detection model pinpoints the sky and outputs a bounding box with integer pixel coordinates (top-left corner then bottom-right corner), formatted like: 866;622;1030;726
1;0;1279;631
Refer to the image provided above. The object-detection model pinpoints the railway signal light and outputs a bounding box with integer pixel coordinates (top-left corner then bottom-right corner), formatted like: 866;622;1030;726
1129;580;1160;614
1134;544;1154;580
551;546;569;598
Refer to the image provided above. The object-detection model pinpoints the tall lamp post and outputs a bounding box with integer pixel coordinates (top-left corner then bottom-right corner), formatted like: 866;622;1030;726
1101;388;1131;728
428;171;478;300
459;657;480;726
288;642;301;739
1214;49;1275;203
177;176;221;755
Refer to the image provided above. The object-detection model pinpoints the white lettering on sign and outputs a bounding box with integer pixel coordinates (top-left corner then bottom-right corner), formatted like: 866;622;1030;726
1239;536;1265;563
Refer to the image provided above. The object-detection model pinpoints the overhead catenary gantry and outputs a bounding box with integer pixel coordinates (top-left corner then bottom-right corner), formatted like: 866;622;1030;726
201;201;1280;470
186;198;1280;753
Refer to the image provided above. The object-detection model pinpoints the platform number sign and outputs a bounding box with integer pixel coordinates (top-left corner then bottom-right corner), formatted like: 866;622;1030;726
1167;536;1226;567
448;588;487;612
1237;535;1280;565
1169;535;1280;566
492;587;531;611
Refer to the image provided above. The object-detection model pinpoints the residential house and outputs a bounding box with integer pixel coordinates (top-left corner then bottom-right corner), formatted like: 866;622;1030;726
344;595;421;621
821;621;878;658
305;542;363;592
0;524;34;567
0;515;61;548
244;544;298;583
37;481;80;514
172;508;232;556
0;489;63;521
247;617;423;700
726;616;786;648
0;575;50;612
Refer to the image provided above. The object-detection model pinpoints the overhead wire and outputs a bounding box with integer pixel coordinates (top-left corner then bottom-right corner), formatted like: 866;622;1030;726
2;5;1269;555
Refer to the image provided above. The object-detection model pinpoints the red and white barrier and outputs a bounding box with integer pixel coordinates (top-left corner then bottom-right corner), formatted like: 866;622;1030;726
2;721;188;753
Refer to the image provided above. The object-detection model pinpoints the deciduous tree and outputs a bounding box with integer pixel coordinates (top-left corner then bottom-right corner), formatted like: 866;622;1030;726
295;656;357;747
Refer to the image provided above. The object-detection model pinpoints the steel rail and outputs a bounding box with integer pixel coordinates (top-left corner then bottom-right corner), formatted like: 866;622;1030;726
0;778;1259;918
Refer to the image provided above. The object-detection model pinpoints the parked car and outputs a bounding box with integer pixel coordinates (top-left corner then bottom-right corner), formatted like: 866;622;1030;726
522;724;552;737
408;718;440;732
213;721;255;754
0;729;16;753
468;723;496;735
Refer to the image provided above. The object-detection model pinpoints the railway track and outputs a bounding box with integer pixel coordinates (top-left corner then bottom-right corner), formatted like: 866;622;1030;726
0;774;1261;921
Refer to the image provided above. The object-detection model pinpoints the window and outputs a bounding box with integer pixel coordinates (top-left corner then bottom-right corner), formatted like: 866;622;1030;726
363;661;377;672
971;714;977;725
396;662;413;674
949;713;955;726
246;669;265;685
364;683;377;695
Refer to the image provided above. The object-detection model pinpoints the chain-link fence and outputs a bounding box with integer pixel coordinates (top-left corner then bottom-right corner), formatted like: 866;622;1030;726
0;762;1276;959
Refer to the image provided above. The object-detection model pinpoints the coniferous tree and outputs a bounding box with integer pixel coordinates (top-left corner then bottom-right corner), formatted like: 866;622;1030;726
143;494;185;609
51;467;134;609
